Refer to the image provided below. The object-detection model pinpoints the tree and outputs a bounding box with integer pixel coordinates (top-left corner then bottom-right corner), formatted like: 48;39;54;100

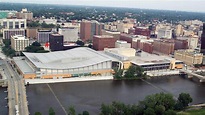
177;93;193;109
144;108;156;115
68;106;76;115
124;65;136;78
49;107;55;115
141;92;176;111
113;68;123;79
76;40;84;46
164;110;176;115
35;112;42;115
100;103;113;115
27;21;41;27
155;105;165;115
130;104;144;115
124;65;145;78
82;111;89;115
32;41;41;46
88;44;92;48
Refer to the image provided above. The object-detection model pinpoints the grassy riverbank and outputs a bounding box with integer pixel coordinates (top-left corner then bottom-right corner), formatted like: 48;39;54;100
177;108;205;115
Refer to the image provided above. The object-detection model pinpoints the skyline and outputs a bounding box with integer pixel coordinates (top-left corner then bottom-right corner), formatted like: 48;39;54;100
0;0;205;13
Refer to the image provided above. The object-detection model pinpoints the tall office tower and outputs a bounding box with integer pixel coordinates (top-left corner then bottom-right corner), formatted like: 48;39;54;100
49;34;64;51
80;20;102;42
201;23;205;54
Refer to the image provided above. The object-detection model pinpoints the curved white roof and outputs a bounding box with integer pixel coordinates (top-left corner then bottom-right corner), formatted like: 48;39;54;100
23;47;113;69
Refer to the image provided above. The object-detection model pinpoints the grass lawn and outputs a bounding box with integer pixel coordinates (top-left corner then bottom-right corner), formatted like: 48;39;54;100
177;108;205;115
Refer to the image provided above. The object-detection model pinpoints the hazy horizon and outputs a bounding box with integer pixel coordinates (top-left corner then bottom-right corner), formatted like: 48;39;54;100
0;0;205;13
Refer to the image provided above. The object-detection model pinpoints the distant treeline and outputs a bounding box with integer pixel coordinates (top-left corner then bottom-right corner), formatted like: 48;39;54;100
1;2;205;23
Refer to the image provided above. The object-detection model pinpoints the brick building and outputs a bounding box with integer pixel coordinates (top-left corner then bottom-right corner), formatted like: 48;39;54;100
153;39;175;55
49;34;64;51
135;27;151;37
80;20;102;42
93;35;117;51
174;39;188;50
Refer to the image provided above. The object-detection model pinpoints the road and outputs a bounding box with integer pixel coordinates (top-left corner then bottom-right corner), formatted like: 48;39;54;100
1;59;29;115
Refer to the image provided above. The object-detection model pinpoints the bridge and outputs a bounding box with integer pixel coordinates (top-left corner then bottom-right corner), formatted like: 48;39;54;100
0;59;29;115
179;69;205;82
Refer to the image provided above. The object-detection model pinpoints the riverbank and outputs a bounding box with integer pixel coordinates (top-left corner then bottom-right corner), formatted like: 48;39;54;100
24;76;113;84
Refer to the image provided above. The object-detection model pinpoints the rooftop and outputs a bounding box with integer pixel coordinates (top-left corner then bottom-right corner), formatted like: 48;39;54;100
12;35;28;40
131;51;181;66
175;49;203;56
23;47;114;69
13;57;35;74
94;35;114;38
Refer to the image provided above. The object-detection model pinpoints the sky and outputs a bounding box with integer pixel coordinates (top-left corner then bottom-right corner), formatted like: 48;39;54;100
1;0;205;13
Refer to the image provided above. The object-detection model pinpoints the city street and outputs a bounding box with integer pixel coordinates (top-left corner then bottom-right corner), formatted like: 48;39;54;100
1;59;29;115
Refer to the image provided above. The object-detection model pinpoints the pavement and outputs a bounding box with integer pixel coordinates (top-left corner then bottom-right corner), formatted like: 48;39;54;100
2;59;29;115
146;69;180;77
25;75;113;84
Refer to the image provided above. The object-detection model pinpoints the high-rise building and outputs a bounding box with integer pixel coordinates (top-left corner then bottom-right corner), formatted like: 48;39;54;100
0;19;27;29
11;35;29;51
37;30;53;43
58;27;78;42
49;34;64;51
93;35;117;51
3;28;25;39
80;20;102;42
15;8;33;20
175;24;183;36
201;23;205;54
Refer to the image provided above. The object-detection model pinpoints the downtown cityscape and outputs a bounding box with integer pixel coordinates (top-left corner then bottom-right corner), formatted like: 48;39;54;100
1;0;205;115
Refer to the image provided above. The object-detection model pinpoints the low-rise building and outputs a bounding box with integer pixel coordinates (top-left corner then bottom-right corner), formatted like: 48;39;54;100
13;47;118;79
115;40;131;48
93;35;117;51
135;27;151;37
58;27;78;42
153;39;175;55
157;28;172;39
102;29;120;40
37;29;53;43
174;50;203;66
26;28;37;39
3;28;25;39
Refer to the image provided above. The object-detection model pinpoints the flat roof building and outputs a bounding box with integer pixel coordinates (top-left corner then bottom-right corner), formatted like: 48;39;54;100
174;49;203;66
93;35;117;51
49;34;64;51
58;27;78;42
14;47;117;79
11;35;29;51
0;18;27;29
3;28;25;39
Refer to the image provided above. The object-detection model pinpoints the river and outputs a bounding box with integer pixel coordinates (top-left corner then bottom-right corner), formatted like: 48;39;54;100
1;76;205;115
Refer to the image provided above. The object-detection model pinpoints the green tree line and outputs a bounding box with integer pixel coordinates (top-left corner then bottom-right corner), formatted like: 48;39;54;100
35;92;192;115
114;65;146;79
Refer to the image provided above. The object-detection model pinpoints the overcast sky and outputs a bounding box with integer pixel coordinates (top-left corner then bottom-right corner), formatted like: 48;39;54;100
1;0;205;12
